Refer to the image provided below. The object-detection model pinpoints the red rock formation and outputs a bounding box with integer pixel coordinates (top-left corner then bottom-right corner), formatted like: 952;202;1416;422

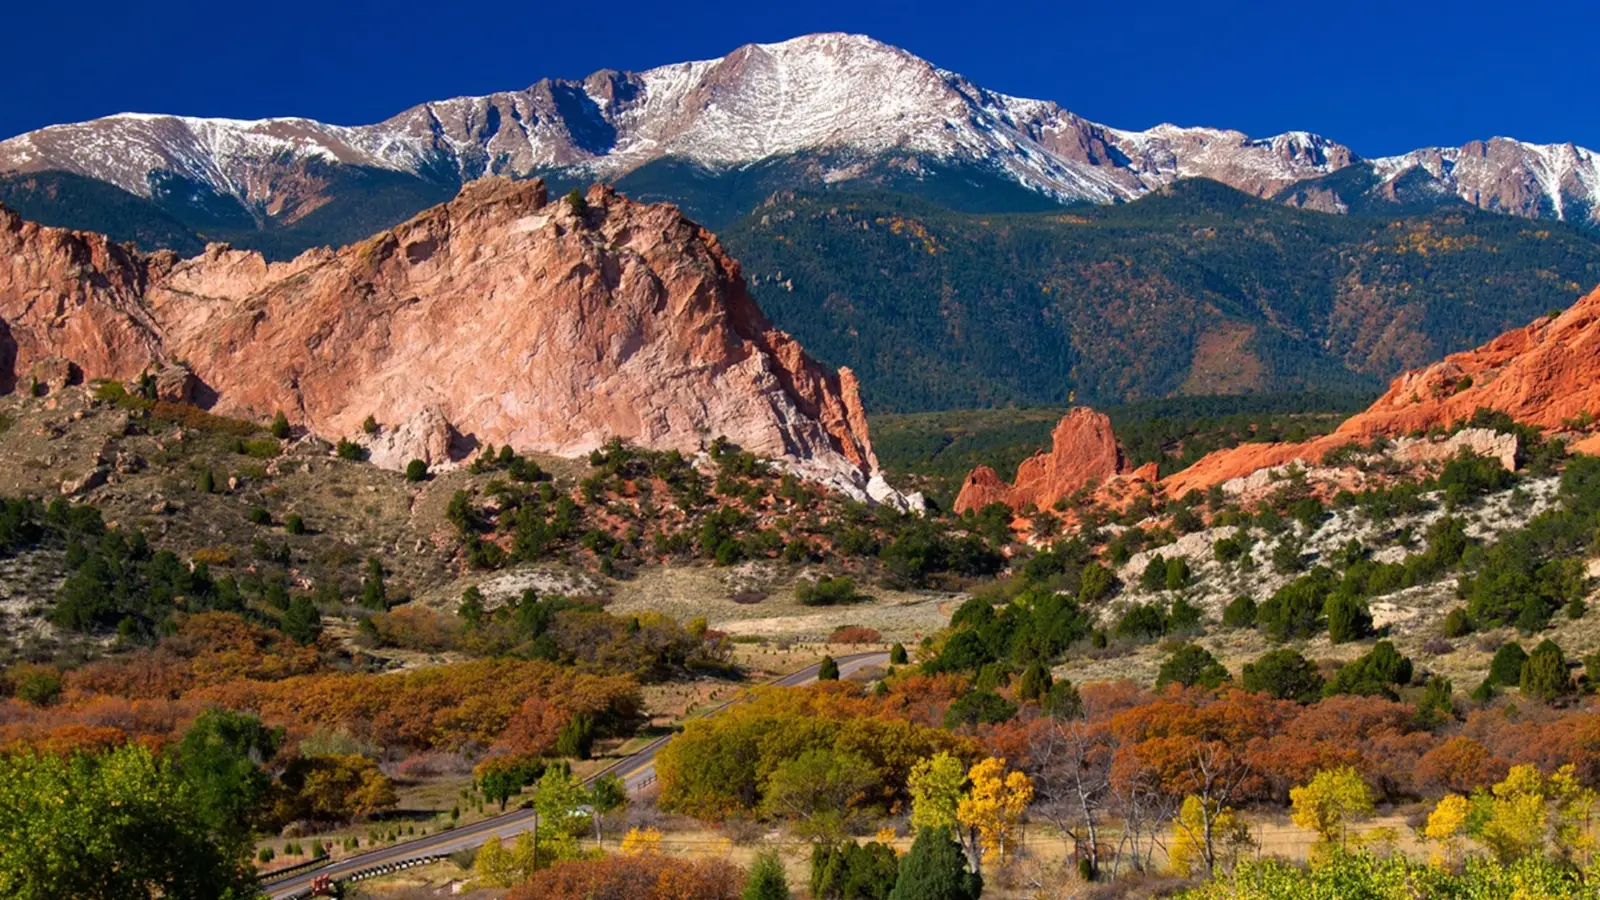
953;407;1128;514
0;179;896;500
1162;283;1600;495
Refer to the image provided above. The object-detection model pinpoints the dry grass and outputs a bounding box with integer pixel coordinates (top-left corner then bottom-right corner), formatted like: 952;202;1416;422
607;563;957;643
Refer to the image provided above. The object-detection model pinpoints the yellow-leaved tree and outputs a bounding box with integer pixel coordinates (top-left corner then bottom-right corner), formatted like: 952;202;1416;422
1548;764;1598;865
1476;763;1599;864
956;757;1033;869
1289;767;1374;853
1478;764;1550;862
620;826;663;855
908;752;966;833
472;835;518;887
1169;795;1252;877
1424;793;1470;868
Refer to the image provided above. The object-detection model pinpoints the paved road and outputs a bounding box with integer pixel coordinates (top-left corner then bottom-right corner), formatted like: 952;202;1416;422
263;651;889;898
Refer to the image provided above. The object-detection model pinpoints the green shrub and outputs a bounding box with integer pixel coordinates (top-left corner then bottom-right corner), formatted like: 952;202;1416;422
1324;594;1373;644
405;459;429;482
1222;595;1258;629
1520;640;1573;702
1213;536;1246;564
1242;649;1323;703
1486;642;1529;688
1115;602;1167;642
1164;556;1192;591
1155;643;1230;690
1324;641;1412;700
1140;555;1168;591
797;576;870;607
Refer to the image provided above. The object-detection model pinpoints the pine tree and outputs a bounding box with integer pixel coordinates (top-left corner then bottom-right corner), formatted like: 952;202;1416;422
361;556;387;610
744;851;790;900
1520;639;1573;702
1016;663;1052;702
197;468;215;494
270;411;291;440
888;827;981;900
818;655;840;681
890;642;908;665
281;595;322;646
1325;594;1373;643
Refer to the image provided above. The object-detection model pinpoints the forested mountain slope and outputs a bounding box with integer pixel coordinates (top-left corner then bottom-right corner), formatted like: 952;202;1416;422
721;179;1600;411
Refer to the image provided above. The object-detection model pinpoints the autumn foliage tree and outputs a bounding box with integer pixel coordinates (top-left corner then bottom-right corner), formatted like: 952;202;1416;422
508;853;744;900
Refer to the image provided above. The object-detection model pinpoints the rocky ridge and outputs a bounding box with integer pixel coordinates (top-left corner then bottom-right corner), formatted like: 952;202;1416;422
0;179;912;506
1161;283;1600;497
952;408;1156;514
3;34;1597;232
955;283;1600;514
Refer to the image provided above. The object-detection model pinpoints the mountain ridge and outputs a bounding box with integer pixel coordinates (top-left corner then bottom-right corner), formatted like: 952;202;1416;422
4;32;1599;251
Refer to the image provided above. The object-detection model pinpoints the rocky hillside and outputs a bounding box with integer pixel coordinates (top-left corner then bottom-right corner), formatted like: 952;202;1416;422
3;34;1599;257
956;282;1600;515
0;179;904;505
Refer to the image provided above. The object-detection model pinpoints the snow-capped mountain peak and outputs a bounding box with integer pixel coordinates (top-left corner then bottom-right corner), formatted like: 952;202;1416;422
2;32;1597;231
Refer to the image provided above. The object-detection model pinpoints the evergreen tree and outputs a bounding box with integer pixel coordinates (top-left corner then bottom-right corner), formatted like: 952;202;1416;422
1521;640;1573;702
360;556;387;610
1164;556;1192;591
818;655;840;681
1016;662;1052;702
1324;641;1413;700
1044;679;1083;719
405;459;428;482
554;713;594;760
1242;648;1324;703
890;642;908;665
197;468;215;494
280;595;322;646
744;851;790;900
1222;595;1258;628
1139;555;1168;591
888;827;981;900
270;411;291;440
1325;594;1373;644
1486;642;1529;687
1156;643;1230;689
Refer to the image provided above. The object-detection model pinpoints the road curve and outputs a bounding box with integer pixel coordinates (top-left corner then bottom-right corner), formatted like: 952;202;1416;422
264;650;889;898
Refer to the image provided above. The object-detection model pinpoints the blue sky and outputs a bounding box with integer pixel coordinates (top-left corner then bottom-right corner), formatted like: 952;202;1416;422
5;0;1597;156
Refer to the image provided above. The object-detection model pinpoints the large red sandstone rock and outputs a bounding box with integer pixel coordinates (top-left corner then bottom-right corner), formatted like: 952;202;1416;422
1162;284;1600;495
953;407;1127;513
0;179;897;500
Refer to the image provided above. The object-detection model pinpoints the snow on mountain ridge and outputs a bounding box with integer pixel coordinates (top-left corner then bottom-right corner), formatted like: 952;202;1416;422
2;32;1597;227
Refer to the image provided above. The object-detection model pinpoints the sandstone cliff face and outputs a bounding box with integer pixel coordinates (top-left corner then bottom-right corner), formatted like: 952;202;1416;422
0;179;902;503
1161;284;1600;496
953;408;1135;514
